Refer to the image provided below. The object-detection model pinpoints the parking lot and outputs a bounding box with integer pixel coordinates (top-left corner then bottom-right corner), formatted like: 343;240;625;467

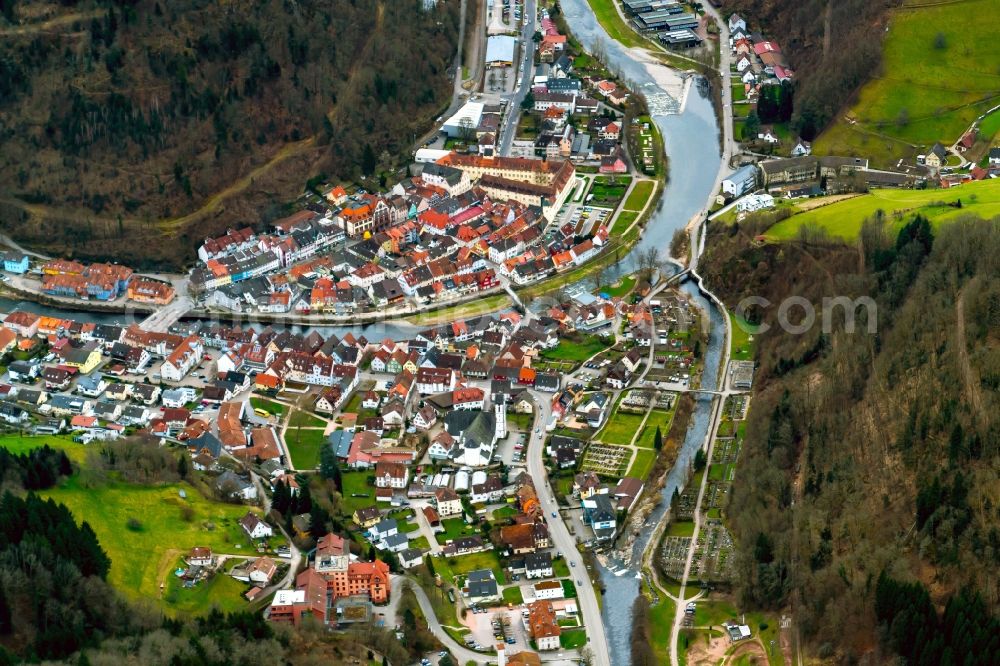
463;607;530;652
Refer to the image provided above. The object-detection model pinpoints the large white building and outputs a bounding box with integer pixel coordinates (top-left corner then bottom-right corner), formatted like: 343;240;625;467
442;101;485;138
485;35;517;66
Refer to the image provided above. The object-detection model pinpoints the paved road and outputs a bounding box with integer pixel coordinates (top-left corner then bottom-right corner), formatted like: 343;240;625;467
498;0;537;156
525;389;611;666
702;3;738;164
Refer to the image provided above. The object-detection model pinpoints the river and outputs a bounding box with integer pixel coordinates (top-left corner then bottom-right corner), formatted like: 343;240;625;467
555;0;727;662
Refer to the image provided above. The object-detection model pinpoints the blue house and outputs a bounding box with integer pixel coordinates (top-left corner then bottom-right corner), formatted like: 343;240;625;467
3;253;29;274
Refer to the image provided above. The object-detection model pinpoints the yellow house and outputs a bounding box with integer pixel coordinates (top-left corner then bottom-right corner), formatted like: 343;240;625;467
352;505;381;529
60;342;102;374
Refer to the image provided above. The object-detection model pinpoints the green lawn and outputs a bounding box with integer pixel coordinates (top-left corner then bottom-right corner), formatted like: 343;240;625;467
0;433;90;465
622;180;656;212
636;408;674;449
979;108;1000;141
561;579;577;598
600;275;636;298
560;629;588;649
612;210;640;235
44;476;262;608
539;335;610;363
288;409;326;429
693;598;740;628
162;558;250;616
627;448;657;481
502;586;524;605
767;178;1000;241
813;0;1000;165
437;518;477;544
729;311;757;362
648;588;678;664
553;557;571;578
285;427;328;469
339;471;375;516
250;397;285;416
491;506;517;520
406;294;511;325
598;411;646;445
731;83;746;102
667;521;695;538
434;550;506;586
584;0;646;49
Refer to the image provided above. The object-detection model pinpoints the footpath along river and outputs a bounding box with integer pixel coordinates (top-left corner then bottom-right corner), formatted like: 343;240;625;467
555;0;727;662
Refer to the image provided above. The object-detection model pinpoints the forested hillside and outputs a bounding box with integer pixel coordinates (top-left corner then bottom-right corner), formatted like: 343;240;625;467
700;214;1000;660
719;0;894;140
0;0;460;268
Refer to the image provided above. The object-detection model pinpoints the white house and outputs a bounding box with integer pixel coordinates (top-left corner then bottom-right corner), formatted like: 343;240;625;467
532;579;565;600
374;462;409;489
161;336;204;382
239;513;273;540
721;164;758;198
736;193;775;213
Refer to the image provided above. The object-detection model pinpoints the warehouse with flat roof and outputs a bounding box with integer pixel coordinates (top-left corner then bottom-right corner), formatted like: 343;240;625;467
485;35;517;66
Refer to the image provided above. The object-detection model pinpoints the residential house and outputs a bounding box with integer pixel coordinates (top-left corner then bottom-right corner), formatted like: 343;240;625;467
464;569;500;604
239;512;273;539
374;461;409;489
524;551;554;579
353;505;382;529
527;601;561;651
434;487;463;517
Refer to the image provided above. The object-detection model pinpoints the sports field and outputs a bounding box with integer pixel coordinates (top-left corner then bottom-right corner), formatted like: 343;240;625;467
813;0;1000;165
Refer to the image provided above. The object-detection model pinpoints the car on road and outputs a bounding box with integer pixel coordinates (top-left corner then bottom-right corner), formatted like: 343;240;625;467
551;511;557;518
577;579;582;585
571;561;576;567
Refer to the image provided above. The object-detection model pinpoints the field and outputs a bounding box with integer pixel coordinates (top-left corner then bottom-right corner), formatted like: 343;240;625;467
813;0;1000;165
627;448;657;480
0;433;90;464
622;179;656;212
539;335;610;363
729;311;757;362
767;178;1000;240
285;427;327;469
44;476;260;609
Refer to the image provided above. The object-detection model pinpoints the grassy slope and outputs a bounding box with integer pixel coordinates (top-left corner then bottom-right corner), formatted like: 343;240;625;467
767;178;1000;240
44;476;259;607
623;180;656;212
814;0;1000;165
